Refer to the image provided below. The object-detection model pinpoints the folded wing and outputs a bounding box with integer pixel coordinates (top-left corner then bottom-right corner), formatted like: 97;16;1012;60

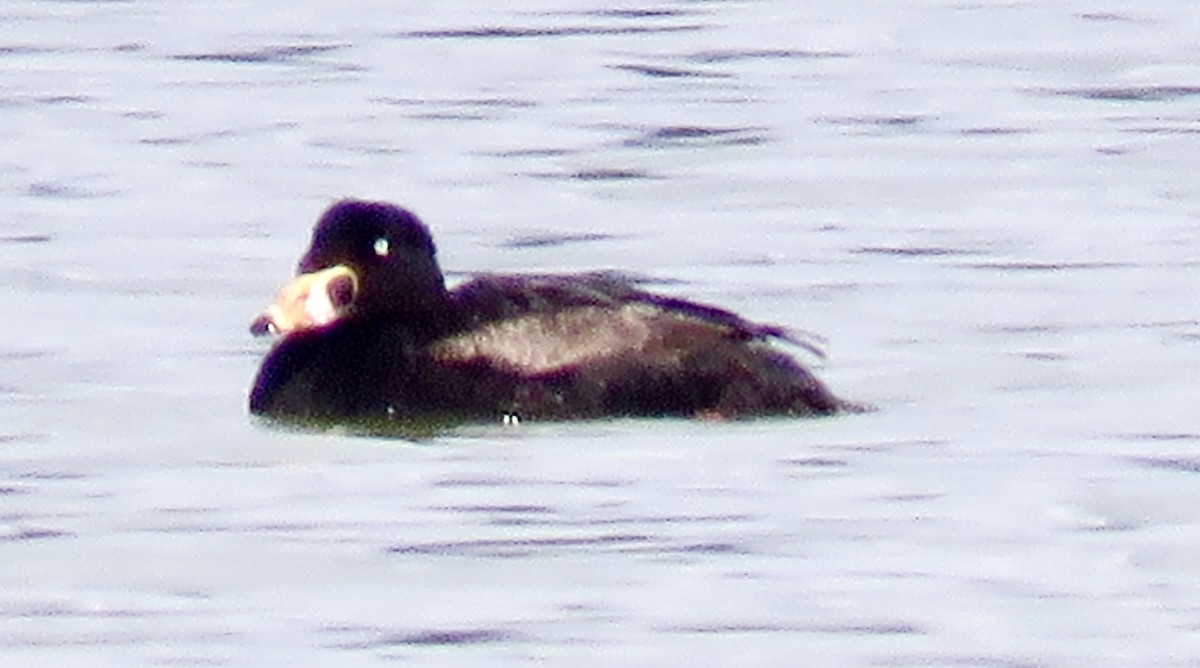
437;272;823;375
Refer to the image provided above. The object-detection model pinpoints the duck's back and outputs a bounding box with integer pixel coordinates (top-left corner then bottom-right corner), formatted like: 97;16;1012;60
424;272;847;419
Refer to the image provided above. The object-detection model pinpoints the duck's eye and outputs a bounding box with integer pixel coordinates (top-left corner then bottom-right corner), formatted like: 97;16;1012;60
373;237;390;257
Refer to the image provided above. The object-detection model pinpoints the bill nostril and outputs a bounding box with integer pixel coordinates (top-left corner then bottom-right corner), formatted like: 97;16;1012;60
327;274;357;309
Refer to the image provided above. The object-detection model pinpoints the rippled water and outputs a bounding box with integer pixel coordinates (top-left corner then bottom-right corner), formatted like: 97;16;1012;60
4;1;1200;665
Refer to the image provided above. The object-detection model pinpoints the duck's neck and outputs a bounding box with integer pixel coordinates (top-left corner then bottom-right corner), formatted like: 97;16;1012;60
372;286;466;343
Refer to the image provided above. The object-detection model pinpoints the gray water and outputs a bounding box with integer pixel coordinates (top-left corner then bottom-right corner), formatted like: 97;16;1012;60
4;1;1200;665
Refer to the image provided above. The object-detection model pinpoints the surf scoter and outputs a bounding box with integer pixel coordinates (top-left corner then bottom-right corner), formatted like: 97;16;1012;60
248;199;855;424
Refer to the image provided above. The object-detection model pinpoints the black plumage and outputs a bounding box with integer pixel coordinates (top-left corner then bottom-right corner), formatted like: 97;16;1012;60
249;199;855;424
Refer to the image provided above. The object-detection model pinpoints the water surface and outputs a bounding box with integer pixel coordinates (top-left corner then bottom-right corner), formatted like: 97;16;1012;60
3;1;1200;665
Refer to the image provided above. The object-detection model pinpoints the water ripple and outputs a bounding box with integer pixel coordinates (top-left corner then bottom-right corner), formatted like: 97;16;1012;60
497;232;624;249
688;48;852;63
1046;85;1200;102
171;44;345;64
327;627;517;649
388;533;650;557
395;25;703;39
622;125;768;148
610;63;731;79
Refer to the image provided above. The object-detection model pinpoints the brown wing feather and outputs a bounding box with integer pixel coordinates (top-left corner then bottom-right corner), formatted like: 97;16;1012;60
436;276;821;376
430;303;661;374
448;271;824;356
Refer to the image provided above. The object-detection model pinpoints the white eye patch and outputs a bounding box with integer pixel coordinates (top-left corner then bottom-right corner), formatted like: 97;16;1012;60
373;237;390;257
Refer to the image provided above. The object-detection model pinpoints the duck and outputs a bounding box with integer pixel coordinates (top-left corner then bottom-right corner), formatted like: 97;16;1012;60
248;199;856;424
